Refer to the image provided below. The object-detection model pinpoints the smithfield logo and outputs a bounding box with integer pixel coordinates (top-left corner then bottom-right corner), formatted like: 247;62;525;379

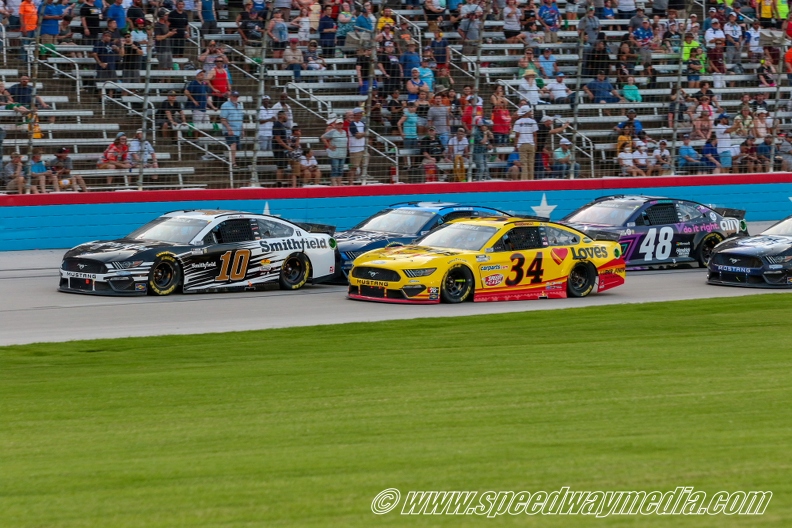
260;238;328;252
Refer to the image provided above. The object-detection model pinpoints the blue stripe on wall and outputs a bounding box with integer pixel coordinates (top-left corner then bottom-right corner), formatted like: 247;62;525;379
2;184;792;251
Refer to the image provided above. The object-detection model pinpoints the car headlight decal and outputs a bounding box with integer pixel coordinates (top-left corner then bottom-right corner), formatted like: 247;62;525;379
112;260;144;269
403;268;437;278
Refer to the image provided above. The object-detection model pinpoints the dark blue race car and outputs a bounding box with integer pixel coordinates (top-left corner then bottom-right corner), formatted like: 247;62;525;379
708;215;792;288
332;202;511;282
562;195;748;267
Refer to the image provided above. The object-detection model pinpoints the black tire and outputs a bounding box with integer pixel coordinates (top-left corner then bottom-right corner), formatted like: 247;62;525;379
696;233;724;266
567;262;596;298
440;265;474;303
279;253;311;290
148;254;182;296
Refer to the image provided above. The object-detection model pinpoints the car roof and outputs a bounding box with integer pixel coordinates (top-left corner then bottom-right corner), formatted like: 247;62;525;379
593;194;669;205
449;216;550;228
388;201;508;214
163;210;249;219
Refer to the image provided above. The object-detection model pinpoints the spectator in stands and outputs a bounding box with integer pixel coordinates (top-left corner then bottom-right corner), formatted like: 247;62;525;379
156;91;186;140
538;48;559;77
734;140;758;173
130;19;150;61
584;71;624;110
691;95;721;127
471;119;494;180
398;101;420;163
776;134;792;172
758;0;777;29
733;105;754;138
377;7;396;31
283;38;305;82
458;10;482;57
753;108;775;139
537;0;561;43
418;58;434;92
583;41;612;77
401;42;422;78
578;6;601;46
129;129;159;170
632;19;653;63
631;140;650;174
535;114;568;178
92;32;120;97
199;0;219;36
395;19;415;53
541;72;571;107
273;0;291;21
690;81;716;103
257;95;276;151
446;127;470;182
704;18;724;48
506;149;522;179
420;126;444;181
602;0;615;19
385;88;404;133
627;6;645;29
356;46;375;95
126;0;146;28
617;144;643;176
685;46;705;89
154;9;176;71
7;76;49;116
692;110;713;140
120;33;144;84
621;76;642;103
378;42;403;95
405;68;429;102
616;123;633;153
677;134;707;174
513;105;538;180
702;134;722;173
0;82;30;116
39;0;65;58
424;0;445;33
167;1;190;58
757;56;778;87
318;5;337;54
503;0;524;44
322;118;348;186
304;40;327;74
376;23;397;48
291;7;312;46
552;138;579;179
751;92;769;113
207;57;231;105
80;0;102;46
347;108;366;185
617;0;637;20
335;4;356;47
648;140;671;176
518;70;544;108
357;2;375;33
3;153;32;194
106;0;127;32
300;147;321;185
663;22;682;53
184;71;215;125
426;94;451;148
271;111;292;186
98;133;131;183
724;13;743;66
219;91;245;168
199;40;227;73
267;10;289;59
667;87;687;129
681;32;700;61
713;114;738;173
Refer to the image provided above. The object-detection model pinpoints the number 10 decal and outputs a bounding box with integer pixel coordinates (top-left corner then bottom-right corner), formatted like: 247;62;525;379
638;227;674;261
216;249;251;281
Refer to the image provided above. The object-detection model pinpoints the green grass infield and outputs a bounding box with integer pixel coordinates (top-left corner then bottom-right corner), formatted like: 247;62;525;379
2;295;791;527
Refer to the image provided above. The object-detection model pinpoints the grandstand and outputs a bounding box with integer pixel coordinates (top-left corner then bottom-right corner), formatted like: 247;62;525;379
2;0;791;193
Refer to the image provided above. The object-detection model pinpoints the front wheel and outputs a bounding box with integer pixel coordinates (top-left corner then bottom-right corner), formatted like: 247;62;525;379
440;265;474;303
567;263;596;298
279;253;311;290
696;233;724;266
148;254;182;296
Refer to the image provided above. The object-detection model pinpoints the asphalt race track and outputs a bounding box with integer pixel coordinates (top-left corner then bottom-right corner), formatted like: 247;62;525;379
2;226;790;346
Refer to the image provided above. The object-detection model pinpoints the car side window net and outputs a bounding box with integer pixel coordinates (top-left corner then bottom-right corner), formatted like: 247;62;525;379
505;227;543;251
216;219;256;244
644;204;679;226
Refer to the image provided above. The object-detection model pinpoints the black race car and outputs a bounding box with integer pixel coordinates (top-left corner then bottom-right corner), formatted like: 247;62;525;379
708;215;792;288
562;195;748;267
59;210;337;296
333;202;512;281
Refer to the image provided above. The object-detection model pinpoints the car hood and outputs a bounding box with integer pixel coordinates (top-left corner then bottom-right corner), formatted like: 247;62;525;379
63;239;177;262
356;244;465;266
715;235;792;256
335;229;416;253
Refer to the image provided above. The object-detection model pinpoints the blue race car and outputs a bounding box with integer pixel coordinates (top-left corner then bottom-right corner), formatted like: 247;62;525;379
332;202;511;282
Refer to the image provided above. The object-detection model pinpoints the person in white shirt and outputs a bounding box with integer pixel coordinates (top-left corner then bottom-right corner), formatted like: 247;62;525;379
446;127;470;182
129;129;159;169
271;92;293;129
257;95;276;151
704;19;725;48
747;21;762;60
631;141;650;173
543;72;575;105
517;70;544;108
723;13;743;66
299;147;321;185
512;105;538;180
618;145;645;177
713;113;739;173
648;140;671;176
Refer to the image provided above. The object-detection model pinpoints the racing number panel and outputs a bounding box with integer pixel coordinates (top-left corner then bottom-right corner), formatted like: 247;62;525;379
622;202;700;265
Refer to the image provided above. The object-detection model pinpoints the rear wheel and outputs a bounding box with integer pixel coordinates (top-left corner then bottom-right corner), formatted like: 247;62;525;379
279;253;311;290
148;254;182;296
440;265;474;303
696;233;724;266
567;263;596;298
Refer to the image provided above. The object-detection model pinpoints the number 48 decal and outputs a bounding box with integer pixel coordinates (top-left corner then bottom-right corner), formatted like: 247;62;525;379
506;252;544;286
639;227;674;261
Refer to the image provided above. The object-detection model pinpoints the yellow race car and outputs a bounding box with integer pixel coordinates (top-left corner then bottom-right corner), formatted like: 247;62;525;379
348;217;626;304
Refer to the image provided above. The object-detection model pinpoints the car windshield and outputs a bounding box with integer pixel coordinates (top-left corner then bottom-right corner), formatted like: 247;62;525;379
565;202;641;226
762;217;792;236
415;223;498;251
353;209;436;235
127;216;210;244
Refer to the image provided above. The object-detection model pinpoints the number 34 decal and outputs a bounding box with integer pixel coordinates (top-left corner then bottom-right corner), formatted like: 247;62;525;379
638;227;674;261
506;252;544;286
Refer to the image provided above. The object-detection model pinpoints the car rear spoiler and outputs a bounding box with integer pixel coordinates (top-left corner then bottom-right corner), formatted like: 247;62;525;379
295;222;336;236
586;229;622;242
711;207;746;220
507;213;550;221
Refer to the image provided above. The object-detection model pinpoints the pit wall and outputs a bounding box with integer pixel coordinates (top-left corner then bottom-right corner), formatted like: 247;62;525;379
2;175;792;251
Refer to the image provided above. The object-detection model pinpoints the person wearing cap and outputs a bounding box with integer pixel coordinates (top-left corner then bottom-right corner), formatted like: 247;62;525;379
677;135;707;174
49;147;84;192
2;153;33;195
446;127;470;182
662;21;682;53
156;91;186;140
420;126;445;181
471;119;494;181
98;134;131;183
130;19;150;61
584;71;623;110
304;40;327;73
551;138;579;179
257;96;276;152
577;6;601;46
680;31;700;62
704;18;725;48
458;7;483;58
92;32;121;97
723;13;743;67
543;72;574;106
753;108;775;139
270;111;294;187
613;108;644;134
206;56;231;104
199;0;219;36
517;70;544;107
27;148;58;193
220;91;245;168
129;129;159;171
512;105;538;180
266;10;289;59
632;18;653;63
400;43;422;78
283;38;305;82
647;140;671;176
322;118;349;186
154;9;177;71
405;68;429;102
184;70;215;125
346;109;367;185
120;32;144;84
199;40;227;73
701;133;722;173
378;43;403;95
713;113;739;172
